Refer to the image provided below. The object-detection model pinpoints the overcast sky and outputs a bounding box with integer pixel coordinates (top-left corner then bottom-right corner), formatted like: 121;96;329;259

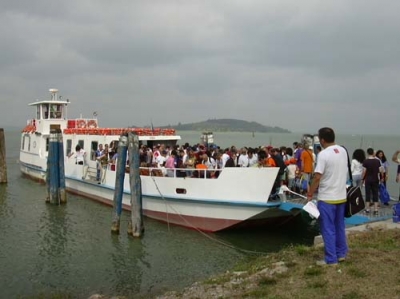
1;0;399;135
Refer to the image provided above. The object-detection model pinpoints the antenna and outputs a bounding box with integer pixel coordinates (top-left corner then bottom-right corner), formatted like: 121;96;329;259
49;88;58;101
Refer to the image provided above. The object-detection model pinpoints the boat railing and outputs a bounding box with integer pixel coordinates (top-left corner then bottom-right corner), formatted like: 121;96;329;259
106;164;219;179
141;166;220;179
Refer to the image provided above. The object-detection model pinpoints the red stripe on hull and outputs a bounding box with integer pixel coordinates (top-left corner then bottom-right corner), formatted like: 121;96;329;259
144;210;241;232
67;188;241;232
21;173;294;232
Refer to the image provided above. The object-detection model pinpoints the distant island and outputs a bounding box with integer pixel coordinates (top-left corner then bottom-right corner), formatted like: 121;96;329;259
158;119;291;133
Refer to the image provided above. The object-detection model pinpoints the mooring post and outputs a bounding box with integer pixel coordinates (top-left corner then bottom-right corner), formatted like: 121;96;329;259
0;128;7;184
45;150;51;203
111;135;128;234
58;133;67;204
48;130;60;204
127;132;144;237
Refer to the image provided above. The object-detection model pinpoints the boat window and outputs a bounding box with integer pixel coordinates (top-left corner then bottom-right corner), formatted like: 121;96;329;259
46;138;49;152
78;140;84;151
50;104;62;119
36;106;40;119
66;139;72;156
90;141;98;161
176;188;187;194
43;104;49;119
22;135;30;151
109;140;118;159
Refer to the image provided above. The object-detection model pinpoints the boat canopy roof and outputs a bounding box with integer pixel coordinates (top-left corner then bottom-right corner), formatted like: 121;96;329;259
28;100;69;106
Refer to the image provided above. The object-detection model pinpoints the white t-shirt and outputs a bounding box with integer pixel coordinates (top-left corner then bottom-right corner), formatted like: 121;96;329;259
248;155;258;167
287;164;297;180
203;157;217;169
351;159;364;177
76;149;86;163
238;154;249;167
221;153;230;167
314;144;347;202
156;155;167;167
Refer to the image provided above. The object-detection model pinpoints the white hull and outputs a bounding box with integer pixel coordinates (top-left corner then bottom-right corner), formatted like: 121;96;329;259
20;159;285;232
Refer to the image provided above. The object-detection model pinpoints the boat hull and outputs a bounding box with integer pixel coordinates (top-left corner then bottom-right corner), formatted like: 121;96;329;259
20;162;287;232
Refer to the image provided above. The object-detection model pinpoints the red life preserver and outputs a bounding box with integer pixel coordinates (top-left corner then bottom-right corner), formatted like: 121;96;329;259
87;119;97;128
77;119;86;128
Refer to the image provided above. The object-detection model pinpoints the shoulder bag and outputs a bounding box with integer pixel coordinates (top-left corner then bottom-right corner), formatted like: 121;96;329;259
344;147;365;218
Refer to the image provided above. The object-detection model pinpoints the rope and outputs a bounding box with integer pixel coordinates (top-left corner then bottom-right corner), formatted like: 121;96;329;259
149;174;270;255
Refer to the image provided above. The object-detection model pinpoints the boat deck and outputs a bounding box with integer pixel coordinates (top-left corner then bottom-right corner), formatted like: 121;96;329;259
278;194;397;227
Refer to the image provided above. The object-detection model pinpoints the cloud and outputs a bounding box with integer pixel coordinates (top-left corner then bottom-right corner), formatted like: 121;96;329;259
1;0;400;135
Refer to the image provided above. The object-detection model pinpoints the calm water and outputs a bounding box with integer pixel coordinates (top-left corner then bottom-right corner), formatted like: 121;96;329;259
1;129;399;298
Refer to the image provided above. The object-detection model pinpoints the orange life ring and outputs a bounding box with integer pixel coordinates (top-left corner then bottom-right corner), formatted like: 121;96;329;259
87;119;97;128
77;119;86;128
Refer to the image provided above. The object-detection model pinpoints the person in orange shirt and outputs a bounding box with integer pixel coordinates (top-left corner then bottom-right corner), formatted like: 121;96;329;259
300;145;314;189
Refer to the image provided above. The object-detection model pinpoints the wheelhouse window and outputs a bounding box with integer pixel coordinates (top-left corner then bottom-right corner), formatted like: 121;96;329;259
50;104;62;119
43;104;49;119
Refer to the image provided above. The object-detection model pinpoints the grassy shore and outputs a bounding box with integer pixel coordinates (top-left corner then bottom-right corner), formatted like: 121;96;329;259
158;228;400;299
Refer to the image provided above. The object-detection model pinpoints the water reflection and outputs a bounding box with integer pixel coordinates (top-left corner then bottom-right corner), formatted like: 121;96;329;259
35;205;71;290
0;184;11;219
109;233;143;297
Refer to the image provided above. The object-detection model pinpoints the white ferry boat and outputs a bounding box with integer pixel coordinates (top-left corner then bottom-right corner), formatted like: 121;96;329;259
19;89;290;232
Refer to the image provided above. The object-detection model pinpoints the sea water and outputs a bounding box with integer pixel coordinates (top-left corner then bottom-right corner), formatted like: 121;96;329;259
1;129;399;298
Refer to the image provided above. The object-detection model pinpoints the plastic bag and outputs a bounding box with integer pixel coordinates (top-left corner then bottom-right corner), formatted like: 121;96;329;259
379;183;390;204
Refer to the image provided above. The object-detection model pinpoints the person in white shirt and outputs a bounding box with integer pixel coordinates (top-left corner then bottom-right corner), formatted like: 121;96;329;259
202;151;216;170
247;148;258;167
221;148;231;168
237;148;249;167
307;127;348;266
155;150;167;176
68;144;86;165
351;149;366;187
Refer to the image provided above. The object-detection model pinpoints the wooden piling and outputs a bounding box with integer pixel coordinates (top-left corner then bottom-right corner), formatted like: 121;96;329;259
0;128;7;184
58;133;67;204
127;132;144;237
111;135;128;234
45;148;51;203
48;130;60;204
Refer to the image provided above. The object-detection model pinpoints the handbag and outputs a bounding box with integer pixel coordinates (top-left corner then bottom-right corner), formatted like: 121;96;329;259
345;185;365;217
344;147;365;218
393;203;400;217
378;183;390;205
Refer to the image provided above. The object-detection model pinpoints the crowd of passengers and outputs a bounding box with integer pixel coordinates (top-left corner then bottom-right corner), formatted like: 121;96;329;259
133;142;320;198
73;140;318;197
